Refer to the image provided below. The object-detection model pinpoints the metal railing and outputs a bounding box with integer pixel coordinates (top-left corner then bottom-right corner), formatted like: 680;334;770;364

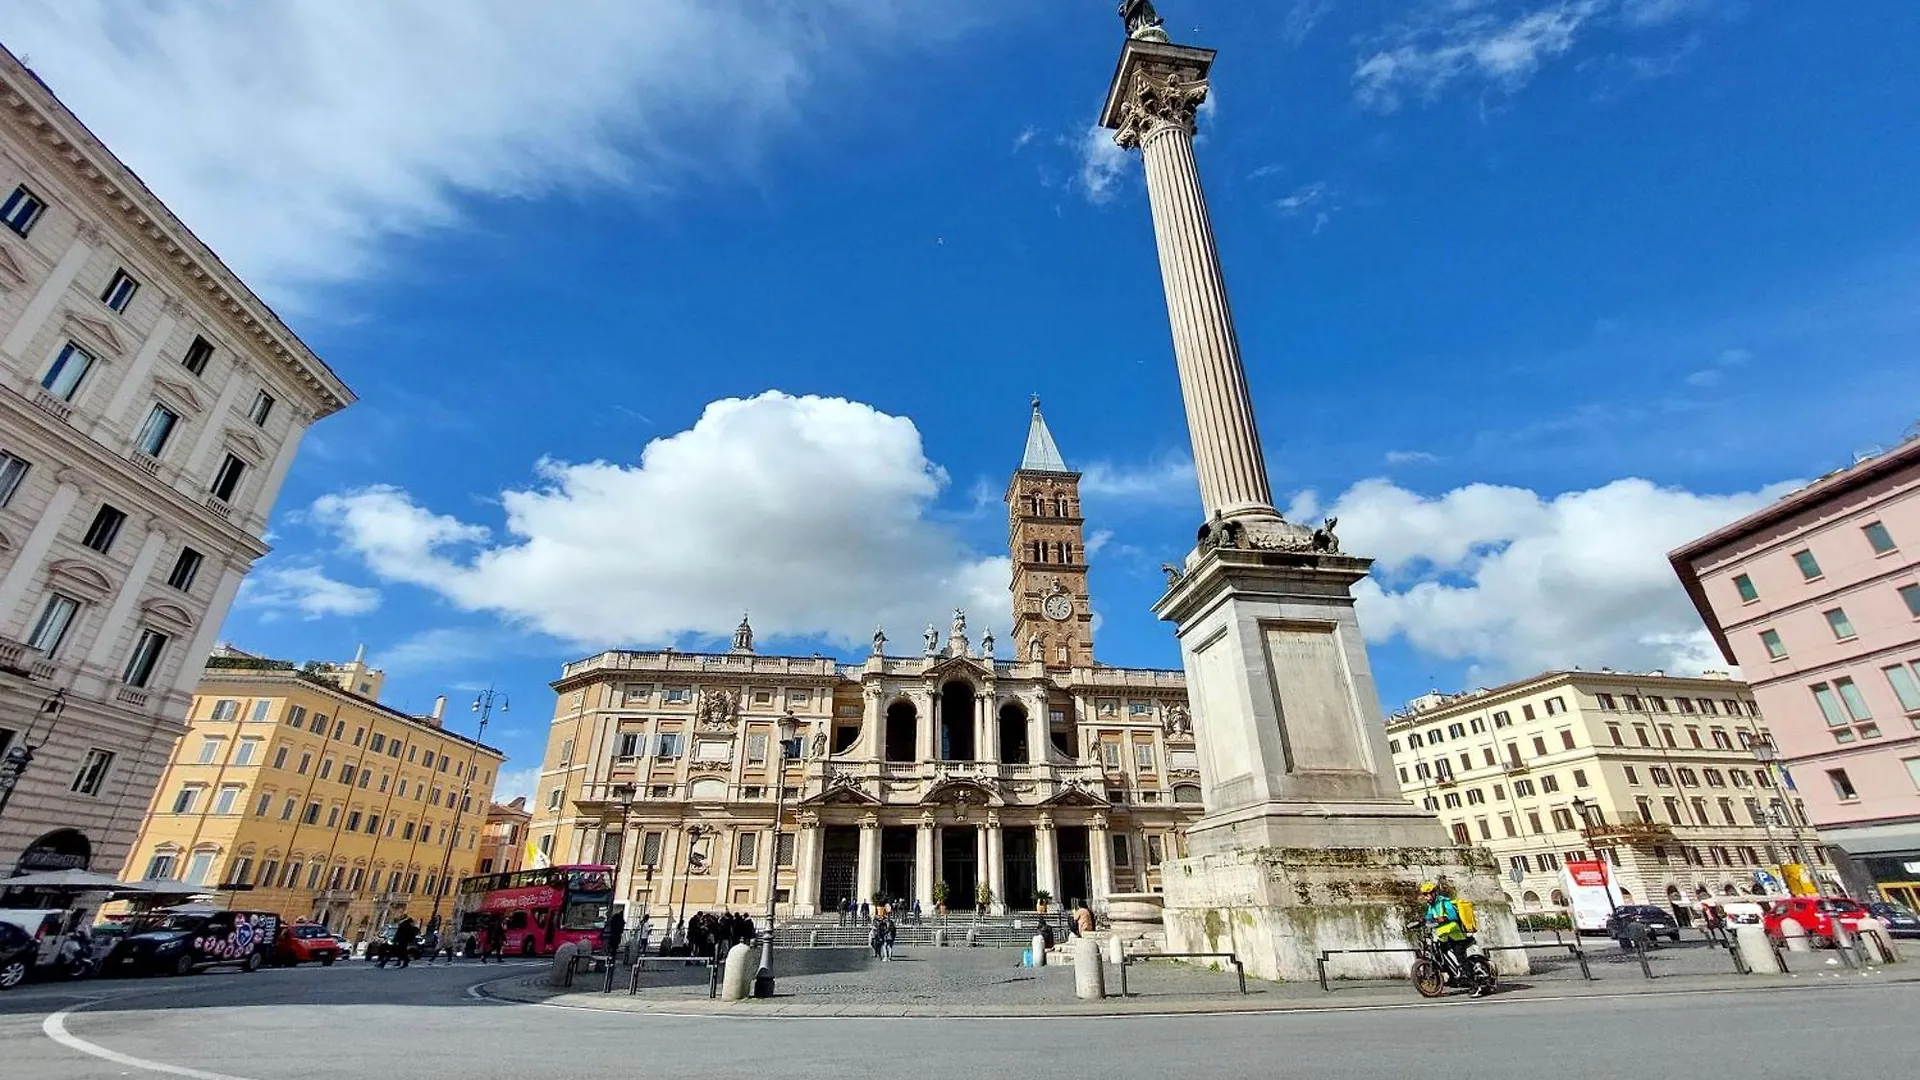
1313;940;1596;992
1117;951;1246;996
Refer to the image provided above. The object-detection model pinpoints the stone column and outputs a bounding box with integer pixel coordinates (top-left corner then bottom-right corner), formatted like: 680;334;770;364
1088;814;1112;908
713;828;735;907
98;300;183;434
183;363;251;487
0;228;95;362
915;813;936;911
248;409;312;530
1027;695;1051;767
83;519;168;669
794;811;821;916
864;688;885;765
1035;813;1058;901
986;811;1006;914
1104;44;1274;523
855;813;880;904
916;692;936;762
979;693;998;764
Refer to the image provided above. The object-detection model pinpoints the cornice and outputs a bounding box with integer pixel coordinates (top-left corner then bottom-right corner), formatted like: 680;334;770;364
0;49;355;419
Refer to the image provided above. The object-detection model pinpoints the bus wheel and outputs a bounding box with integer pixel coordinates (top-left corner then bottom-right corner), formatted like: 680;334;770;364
521;937;536;957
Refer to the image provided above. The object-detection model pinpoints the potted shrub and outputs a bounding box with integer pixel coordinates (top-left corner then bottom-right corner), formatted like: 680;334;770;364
933;880;950;914
1034;889;1053;914
976;882;995;911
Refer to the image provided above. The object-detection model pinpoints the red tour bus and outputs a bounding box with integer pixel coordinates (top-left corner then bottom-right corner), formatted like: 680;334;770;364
455;864;612;957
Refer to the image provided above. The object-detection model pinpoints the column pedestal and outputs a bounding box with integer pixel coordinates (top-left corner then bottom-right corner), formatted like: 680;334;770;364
855;816;880;906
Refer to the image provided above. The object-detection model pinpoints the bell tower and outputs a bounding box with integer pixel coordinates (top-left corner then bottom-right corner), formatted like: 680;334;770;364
1007;397;1094;669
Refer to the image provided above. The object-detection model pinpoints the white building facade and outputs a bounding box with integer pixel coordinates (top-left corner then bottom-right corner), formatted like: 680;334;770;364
0;46;352;878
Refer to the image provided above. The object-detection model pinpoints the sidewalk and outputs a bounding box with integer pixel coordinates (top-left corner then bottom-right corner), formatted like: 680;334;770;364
474;944;1920;1018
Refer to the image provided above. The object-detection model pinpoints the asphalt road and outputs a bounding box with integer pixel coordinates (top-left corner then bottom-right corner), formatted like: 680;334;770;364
2;959;1914;1080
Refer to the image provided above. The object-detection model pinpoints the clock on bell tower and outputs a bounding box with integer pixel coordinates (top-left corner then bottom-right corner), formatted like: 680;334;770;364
1007;397;1095;669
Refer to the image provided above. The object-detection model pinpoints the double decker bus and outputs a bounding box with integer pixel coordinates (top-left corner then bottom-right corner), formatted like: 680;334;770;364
453;864;612;957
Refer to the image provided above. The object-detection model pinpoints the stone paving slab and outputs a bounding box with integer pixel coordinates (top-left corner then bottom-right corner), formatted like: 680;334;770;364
477;942;1920;1018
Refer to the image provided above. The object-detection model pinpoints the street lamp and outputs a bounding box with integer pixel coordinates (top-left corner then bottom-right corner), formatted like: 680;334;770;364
675;823;707;950
427;689;505;937
0;688;66;820
752;712;800;999
1571;797;1622;925
1751;742;1815;891
602;782;637;991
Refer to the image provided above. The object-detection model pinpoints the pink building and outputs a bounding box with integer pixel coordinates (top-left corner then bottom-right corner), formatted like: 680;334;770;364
1671;435;1920;908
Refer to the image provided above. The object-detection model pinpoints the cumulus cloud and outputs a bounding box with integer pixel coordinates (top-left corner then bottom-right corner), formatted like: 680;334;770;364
1079;456;1197;503
1385;450;1441;465
491;766;541;807
1074;125;1131;205
311;392;1008;649
3;0;966;302
237;566;380;620
1300;476;1801;680
1355;0;1608;112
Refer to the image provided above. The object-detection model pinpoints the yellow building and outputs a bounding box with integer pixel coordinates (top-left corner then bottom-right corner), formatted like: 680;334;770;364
120;646;506;941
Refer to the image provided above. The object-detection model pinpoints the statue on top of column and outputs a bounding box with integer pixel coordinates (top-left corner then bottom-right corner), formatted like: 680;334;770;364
948;608;970;657
981;627;995;660
872;626;887;656
1120;0;1167;41
924;623;939;657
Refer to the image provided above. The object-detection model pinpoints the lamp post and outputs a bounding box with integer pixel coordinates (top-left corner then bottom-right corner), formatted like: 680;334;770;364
1571;797;1622;927
675;823;707;949
427;689;505;936
602;782;636;990
0;688;66;821
752;713;800;999
1751;743;1815;891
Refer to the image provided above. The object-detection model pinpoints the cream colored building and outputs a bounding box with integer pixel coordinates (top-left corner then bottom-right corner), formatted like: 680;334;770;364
479;796;530;876
119;647;503;939
527;403;1200;918
1387;669;1832;910
0;45;352;879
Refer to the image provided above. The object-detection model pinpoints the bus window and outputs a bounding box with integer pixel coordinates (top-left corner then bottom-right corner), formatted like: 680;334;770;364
504;911;528;932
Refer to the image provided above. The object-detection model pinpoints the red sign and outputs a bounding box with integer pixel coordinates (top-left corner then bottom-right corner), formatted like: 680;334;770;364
1566;860;1610;888
475;885;562;912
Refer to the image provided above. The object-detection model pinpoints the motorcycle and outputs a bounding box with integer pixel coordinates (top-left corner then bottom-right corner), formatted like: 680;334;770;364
1406;920;1495;999
54;931;97;980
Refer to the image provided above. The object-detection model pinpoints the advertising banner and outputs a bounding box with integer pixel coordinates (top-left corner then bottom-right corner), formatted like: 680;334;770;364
1561;860;1626;931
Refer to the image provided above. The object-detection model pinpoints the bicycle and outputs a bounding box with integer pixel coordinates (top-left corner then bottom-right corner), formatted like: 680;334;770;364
1406;921;1495;999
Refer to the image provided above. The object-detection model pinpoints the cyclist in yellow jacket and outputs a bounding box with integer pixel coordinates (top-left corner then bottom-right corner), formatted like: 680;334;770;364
1420;881;1486;996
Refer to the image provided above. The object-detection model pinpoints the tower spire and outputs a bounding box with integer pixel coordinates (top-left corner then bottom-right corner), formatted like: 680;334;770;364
1020;395;1070;473
731;612;755;654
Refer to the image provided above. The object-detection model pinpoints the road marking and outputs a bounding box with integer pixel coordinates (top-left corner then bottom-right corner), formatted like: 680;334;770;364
44;1002;260;1080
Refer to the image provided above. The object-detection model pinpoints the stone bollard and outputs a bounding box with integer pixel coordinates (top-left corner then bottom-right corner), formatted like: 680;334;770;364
1031;935;1047;969
934;929;947;948
1732;924;1784;974
1105;934;1125;966
1855;918;1897;964
1779;917;1812;953
967;928;979;948
720;943;755;1002
550;942;579;987
1073;936;1105;1000
809;931;820;948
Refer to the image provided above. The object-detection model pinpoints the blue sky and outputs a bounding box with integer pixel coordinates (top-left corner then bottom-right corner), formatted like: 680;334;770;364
8;0;1918;800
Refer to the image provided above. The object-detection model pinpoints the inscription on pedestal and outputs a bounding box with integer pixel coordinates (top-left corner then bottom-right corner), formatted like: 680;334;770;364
1261;621;1369;773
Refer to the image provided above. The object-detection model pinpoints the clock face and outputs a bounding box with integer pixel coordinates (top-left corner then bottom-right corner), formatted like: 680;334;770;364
1043;594;1073;621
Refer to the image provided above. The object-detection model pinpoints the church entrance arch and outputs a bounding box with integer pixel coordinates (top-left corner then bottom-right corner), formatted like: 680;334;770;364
884;701;918;763
939;681;975;761
997;702;1029;765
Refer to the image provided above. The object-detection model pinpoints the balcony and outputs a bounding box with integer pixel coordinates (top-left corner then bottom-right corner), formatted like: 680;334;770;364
1503;761;1530;776
127;451;161;477
1581;820;1675;847
114;686;151;708
204;496;233;520
31;389;73;423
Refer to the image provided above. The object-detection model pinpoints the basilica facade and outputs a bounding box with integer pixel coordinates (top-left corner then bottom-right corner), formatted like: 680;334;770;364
524;403;1199;918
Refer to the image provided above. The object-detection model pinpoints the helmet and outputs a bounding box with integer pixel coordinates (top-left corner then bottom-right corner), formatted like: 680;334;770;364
1417;881;1438;895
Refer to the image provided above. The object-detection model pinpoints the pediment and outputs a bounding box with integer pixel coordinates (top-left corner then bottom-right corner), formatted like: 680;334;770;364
800;772;881;807
1041;780;1110;809
922;654;991;682
140;598;197;634
46;559;114;602
0;526;13;553
151;375;207;414
225;429;267;462
62;309;127;356
921;777;1003;808
0;243;25;289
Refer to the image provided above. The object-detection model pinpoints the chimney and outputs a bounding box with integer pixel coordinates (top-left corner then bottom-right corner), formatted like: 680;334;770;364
429;695;446;727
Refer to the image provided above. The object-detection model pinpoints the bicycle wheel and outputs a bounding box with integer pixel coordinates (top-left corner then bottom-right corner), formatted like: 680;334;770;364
1411;956;1445;998
1467;955;1496;995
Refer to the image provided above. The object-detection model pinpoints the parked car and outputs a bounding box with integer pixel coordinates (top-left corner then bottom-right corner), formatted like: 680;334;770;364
1605;905;1681;944
273;922;341;967
1762;897;1867;947
0;921;36;990
1865;901;1920;938
102;910;281;977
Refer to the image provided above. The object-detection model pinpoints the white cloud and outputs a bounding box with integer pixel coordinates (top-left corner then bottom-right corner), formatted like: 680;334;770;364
237;565;380;620
311;392;1007;649
1013;126;1038;151
3;0;966;303
491;766;541;807
1681;345;1751;388
1286;0;1336;44
1079;456;1197;503
374;627;526;674
1385;450;1441;465
1356;0;1607;112
1620;0;1718;27
1074;125;1131;205
1085;529;1115;557
1299;476;1800;680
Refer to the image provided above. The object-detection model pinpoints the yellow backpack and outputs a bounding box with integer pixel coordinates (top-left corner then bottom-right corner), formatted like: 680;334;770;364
1457;899;1478;933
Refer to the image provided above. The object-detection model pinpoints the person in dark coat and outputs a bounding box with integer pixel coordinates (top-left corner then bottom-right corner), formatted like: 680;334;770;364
604;907;626;963
391;916;419;968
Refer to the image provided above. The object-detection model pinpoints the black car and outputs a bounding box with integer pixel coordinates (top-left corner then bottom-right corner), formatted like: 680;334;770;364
1605;905;1682;944
0;922;35;990
1865;902;1920;938
364;925;436;964
102;910;279;977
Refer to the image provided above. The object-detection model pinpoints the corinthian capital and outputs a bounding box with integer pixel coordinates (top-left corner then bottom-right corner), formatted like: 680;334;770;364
1114;67;1210;150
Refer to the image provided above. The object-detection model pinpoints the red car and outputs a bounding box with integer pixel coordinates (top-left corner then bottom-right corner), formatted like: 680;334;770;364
273;923;341;967
1762;897;1867;947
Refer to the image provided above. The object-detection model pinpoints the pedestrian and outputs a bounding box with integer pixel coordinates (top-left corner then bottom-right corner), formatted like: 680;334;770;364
883;913;898;961
605;906;626;965
911;898;923;925
392;915;419;969
859;899;871;922
1074;899;1095;938
632;914;652;964
1036;917;1055;953
485;915;506;963
839;897;851;927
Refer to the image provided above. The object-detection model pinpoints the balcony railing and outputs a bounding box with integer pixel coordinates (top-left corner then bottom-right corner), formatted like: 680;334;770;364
115;686;151;708
128;451;160;477
31;389;73;423
204;496;233;520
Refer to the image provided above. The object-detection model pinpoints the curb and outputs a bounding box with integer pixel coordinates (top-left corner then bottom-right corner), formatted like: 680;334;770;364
468;967;1920;1020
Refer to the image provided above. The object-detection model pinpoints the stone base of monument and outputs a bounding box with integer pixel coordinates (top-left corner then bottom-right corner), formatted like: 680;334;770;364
1160;843;1528;983
1104;892;1168;957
